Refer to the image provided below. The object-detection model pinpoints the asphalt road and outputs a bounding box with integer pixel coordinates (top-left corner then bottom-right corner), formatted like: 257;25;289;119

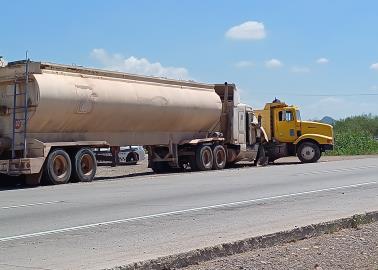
0;157;377;270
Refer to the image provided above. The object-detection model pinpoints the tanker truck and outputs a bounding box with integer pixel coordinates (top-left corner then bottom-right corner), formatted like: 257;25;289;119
0;60;267;185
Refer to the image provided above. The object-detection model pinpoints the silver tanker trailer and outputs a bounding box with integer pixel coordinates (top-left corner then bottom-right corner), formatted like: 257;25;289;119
0;60;267;185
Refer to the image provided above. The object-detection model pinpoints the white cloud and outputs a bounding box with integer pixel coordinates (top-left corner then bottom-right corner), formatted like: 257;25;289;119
225;21;266;40
265;59;283;69
291;66;311;73
235;60;254;68
90;48;190;80
316;58;329;64
370;63;378;71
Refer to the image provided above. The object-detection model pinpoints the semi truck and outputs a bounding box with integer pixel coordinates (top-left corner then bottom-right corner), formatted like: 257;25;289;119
255;99;334;163
0;60;267;185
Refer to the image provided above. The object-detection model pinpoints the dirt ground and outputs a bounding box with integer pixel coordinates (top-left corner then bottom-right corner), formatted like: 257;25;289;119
182;221;378;270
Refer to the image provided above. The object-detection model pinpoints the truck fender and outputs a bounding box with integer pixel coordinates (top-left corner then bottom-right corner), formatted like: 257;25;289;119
293;134;333;146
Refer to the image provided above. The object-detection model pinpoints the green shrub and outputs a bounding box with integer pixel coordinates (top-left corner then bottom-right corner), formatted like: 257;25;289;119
327;115;378;155
329;130;378;155
333;114;378;135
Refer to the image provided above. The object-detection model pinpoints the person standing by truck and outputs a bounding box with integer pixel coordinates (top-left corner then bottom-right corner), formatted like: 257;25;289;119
110;146;120;167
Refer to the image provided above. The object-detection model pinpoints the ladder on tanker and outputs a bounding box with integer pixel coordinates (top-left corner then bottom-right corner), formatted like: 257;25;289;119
10;58;30;159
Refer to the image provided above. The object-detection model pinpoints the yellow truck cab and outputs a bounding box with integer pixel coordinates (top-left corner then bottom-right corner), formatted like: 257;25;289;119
255;99;334;163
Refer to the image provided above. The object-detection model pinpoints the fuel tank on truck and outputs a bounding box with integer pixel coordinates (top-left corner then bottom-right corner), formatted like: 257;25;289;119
0;61;222;148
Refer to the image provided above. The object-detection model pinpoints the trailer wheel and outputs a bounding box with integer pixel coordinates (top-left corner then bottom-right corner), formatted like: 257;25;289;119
297;141;321;163
72;148;97;182
212;145;226;170
44;149;72;185
196;145;213;171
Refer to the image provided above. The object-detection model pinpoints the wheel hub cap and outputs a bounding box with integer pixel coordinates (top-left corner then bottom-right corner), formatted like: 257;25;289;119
301;146;315;160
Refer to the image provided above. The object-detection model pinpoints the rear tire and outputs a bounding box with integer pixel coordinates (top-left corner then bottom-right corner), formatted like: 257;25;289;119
71;148;97;182
43;149;72;185
196;145;213;171
297;142;321;163
212;145;226;170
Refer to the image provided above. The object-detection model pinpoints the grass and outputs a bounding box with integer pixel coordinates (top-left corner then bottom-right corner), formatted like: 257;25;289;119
327;115;378;156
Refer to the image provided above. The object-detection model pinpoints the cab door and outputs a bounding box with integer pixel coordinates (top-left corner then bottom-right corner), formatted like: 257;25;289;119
274;109;297;142
237;110;246;144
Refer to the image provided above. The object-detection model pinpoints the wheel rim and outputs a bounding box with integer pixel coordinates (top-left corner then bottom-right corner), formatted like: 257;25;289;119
215;149;226;167
202;149;212;167
80;153;94;176
301;146;315;160
53;155;69;179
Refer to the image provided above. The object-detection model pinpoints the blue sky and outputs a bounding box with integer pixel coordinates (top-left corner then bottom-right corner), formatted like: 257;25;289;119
1;1;378;119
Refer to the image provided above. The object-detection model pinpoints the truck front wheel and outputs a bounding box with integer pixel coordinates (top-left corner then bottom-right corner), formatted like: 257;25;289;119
297;142;321;163
43;149;72;185
71;148;97;182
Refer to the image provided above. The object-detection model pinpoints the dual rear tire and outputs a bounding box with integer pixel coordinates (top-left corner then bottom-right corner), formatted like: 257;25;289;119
195;144;227;171
71;148;97;182
43;148;96;185
212;145;227;170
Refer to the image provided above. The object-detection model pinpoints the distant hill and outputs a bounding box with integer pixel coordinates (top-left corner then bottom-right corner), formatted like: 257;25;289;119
320;116;336;125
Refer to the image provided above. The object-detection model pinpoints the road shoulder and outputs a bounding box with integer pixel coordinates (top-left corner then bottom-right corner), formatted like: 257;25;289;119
110;211;378;270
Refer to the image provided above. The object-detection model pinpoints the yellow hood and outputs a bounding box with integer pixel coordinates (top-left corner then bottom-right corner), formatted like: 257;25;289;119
301;121;333;138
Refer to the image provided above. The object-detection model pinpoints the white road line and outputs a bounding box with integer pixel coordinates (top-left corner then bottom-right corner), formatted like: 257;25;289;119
0;200;64;210
0;181;376;243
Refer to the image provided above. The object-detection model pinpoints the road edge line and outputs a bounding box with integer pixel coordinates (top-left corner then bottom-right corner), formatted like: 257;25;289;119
106;211;378;270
